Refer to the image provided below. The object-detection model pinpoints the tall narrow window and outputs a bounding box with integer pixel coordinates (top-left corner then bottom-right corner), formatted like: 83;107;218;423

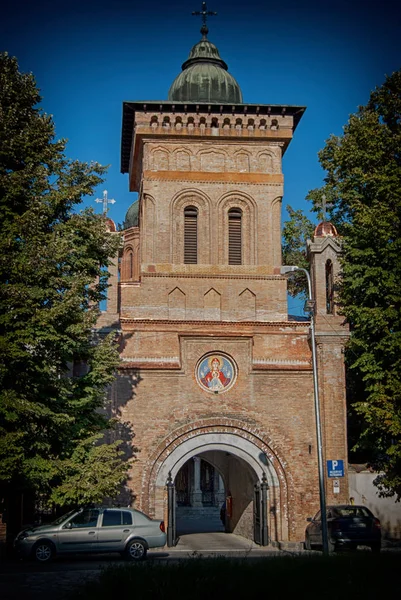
228;208;242;265
184;206;198;264
325;260;334;314
129;251;134;280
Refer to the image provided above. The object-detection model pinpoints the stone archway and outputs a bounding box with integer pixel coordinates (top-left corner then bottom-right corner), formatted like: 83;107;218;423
155;433;279;486
141;419;292;543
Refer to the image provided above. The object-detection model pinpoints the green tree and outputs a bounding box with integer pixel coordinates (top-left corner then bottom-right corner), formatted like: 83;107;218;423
304;70;401;499
0;53;128;511
282;206;315;299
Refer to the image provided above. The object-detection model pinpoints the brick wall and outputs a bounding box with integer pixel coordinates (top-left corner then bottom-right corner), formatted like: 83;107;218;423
105;106;350;544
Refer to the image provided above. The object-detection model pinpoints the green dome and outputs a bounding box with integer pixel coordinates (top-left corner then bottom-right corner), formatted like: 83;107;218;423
124;200;139;229
168;38;243;103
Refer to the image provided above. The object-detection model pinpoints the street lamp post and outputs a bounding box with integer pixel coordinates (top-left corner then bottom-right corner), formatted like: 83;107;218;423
280;265;329;554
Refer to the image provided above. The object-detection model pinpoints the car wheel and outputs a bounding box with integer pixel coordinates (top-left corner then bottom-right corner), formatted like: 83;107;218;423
125;539;147;561
33;541;55;563
304;533;312;551
370;542;381;553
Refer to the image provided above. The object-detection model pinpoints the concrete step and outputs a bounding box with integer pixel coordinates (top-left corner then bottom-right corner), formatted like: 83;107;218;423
176;507;221;520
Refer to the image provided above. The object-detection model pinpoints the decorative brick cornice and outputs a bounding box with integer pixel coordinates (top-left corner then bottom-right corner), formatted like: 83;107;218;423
141;139;287;147
144;174;283;187
119;318;309;329
119;356;181;370
119;361;180;370
120;282;141;287
119;355;312;371
141;272;283;280
253;358;311;371
315;332;350;344
122;102;306;174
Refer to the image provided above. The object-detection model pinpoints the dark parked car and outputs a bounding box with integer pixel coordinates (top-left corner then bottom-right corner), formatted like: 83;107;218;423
305;505;381;553
14;507;166;562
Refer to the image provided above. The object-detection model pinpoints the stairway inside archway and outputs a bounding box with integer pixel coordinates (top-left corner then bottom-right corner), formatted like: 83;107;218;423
176;505;224;535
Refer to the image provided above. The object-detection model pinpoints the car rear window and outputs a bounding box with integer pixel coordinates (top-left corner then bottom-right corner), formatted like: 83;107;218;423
333;507;372;518
122;511;132;525
102;510;133;526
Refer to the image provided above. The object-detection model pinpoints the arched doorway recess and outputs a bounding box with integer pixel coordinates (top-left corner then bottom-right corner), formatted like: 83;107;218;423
142;423;291;545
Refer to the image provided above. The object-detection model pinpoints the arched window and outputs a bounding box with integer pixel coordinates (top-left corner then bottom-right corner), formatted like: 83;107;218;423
129;251;134;280
325;260;334;314
228;208;242;265
184;206;198;264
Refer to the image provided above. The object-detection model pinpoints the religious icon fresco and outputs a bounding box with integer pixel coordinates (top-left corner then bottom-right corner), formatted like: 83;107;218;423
196;353;236;393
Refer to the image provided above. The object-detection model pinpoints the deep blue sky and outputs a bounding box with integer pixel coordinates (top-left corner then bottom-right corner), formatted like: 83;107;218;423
2;0;400;311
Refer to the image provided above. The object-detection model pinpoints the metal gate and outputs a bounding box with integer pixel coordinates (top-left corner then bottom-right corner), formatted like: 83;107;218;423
166;472;178;547
254;473;269;546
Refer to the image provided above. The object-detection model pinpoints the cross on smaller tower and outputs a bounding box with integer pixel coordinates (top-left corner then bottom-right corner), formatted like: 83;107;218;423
192;2;217;39
318;193;332;222
95;190;116;216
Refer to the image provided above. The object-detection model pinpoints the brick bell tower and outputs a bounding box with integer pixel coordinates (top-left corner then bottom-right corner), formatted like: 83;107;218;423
107;9;349;546
308;221;350;505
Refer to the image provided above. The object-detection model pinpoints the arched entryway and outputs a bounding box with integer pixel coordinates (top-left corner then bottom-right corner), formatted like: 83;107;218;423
142;422;290;547
174;455;226;535
170;450;271;544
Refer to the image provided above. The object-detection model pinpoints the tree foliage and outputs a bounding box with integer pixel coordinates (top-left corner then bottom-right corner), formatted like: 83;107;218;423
303;70;401;498
0;53;128;508
50;434;128;507
282;206;315;299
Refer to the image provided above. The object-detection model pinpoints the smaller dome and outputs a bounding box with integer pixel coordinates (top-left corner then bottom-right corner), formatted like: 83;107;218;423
124;200;139;229
105;218;116;232
314;221;338;238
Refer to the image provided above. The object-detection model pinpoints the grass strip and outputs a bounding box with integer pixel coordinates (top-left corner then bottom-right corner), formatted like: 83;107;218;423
74;553;401;599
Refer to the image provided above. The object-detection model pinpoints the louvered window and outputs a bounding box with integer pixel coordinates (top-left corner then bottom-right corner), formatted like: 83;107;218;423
228;208;242;265
184;206;198;264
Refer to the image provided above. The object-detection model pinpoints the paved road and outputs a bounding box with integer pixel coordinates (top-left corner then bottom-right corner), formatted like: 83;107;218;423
0;533;283;599
2;533;399;600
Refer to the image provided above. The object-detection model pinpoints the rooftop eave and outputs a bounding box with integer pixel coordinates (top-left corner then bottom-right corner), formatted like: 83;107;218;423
121;101;306;174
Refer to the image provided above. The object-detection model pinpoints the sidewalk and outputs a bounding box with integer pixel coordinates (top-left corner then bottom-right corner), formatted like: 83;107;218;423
165;532;290;556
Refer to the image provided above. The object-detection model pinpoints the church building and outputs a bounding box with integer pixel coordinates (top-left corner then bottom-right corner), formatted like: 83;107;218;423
99;14;349;546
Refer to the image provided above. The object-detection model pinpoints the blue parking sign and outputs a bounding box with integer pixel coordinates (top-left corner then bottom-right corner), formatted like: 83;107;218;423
327;460;344;478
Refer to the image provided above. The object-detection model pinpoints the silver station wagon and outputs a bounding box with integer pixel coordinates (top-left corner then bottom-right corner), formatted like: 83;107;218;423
14;507;166;562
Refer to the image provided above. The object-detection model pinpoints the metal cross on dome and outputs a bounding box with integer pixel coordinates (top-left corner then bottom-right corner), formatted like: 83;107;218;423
318;193;332;222
192;2;217;38
95;190;116;216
